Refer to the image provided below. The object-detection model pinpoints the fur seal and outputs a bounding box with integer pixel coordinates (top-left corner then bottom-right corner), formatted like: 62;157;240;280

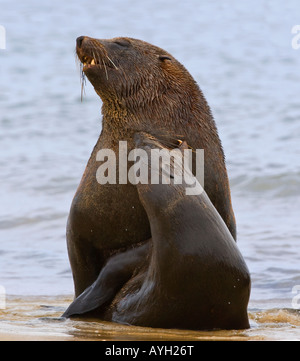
63;133;250;330
67;36;236;298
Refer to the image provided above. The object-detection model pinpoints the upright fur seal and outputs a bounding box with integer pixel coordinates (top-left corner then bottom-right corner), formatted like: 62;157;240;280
63;133;250;330
67;36;236;298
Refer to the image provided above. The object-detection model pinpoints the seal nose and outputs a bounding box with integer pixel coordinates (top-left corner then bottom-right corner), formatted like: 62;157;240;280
76;36;86;48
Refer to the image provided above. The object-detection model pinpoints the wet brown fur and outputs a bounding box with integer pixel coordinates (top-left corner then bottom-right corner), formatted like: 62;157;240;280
67;36;236;297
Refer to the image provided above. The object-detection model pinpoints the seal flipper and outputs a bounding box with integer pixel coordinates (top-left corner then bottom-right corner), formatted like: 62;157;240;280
62;242;150;318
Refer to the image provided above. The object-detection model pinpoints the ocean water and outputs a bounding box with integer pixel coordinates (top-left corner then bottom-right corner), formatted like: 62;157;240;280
0;0;300;340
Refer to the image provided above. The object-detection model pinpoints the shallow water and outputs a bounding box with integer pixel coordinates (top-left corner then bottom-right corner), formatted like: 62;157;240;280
1;0;300;340
1;295;300;341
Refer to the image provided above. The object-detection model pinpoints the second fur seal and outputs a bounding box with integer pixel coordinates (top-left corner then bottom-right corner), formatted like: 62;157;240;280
67;36;237;299
63;133;251;330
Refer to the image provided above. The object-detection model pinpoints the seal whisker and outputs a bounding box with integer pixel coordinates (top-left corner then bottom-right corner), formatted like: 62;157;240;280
95;49;103;70
106;55;118;70
80;70;86;102
92;50;96;64
77;55;86;102
102;58;109;80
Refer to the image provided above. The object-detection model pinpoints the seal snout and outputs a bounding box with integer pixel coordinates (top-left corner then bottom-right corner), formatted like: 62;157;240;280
75;36;117;73
76;36;100;70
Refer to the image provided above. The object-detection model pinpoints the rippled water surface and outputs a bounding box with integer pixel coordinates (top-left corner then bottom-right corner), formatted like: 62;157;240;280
0;0;300;340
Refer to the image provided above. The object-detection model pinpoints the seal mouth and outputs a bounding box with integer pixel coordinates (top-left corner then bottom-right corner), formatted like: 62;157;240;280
80;54;98;71
77;50;117;73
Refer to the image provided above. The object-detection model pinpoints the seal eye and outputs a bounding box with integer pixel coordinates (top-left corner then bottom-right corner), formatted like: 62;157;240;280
114;40;130;48
158;55;172;62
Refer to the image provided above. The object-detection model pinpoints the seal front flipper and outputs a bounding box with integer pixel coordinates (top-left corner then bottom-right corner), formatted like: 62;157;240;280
62;242;150;318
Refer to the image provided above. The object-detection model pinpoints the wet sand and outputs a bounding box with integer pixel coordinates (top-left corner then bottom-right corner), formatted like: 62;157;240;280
1;295;300;341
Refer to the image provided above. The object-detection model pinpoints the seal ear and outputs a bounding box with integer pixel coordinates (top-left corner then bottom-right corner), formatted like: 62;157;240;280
158;55;172;62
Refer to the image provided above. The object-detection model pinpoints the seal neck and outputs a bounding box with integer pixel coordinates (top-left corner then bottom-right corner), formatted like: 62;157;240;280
101;94;197;136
